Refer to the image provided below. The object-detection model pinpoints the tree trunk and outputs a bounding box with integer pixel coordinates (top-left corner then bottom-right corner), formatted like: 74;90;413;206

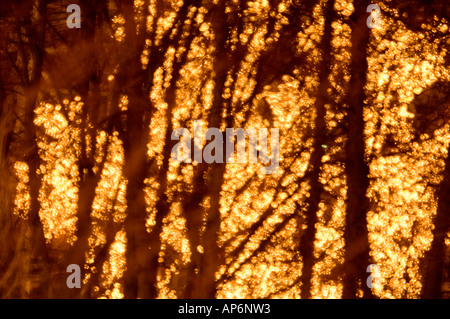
67;1;109;297
191;0;238;298
300;0;334;299
22;0;52;299
342;0;374;299
119;0;154;299
422;147;450;298
121;0;198;298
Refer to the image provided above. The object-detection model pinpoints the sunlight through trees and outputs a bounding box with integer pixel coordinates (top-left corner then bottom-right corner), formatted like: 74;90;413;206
0;0;449;299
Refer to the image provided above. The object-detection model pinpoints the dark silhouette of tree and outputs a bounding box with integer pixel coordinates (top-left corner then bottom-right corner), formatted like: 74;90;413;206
299;0;334;299
185;0;229;298
119;0;154;299
142;0;204;299
411;80;450;298
65;0;112;298
1;0;449;300
2;0;53;298
342;0;374;299
423;145;450;298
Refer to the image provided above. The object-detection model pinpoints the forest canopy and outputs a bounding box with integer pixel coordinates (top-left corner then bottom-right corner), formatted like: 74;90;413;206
0;0;449;299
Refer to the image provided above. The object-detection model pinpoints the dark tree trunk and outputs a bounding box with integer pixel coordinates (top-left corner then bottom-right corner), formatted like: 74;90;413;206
192;0;239;298
342;0;374;299
122;0;199;298
67;0;109;295
422;148;450;298
119;0;153;299
299;0;334;299
22;0;52;299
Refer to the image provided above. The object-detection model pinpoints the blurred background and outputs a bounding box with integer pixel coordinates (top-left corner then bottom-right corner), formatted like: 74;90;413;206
0;0;449;298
